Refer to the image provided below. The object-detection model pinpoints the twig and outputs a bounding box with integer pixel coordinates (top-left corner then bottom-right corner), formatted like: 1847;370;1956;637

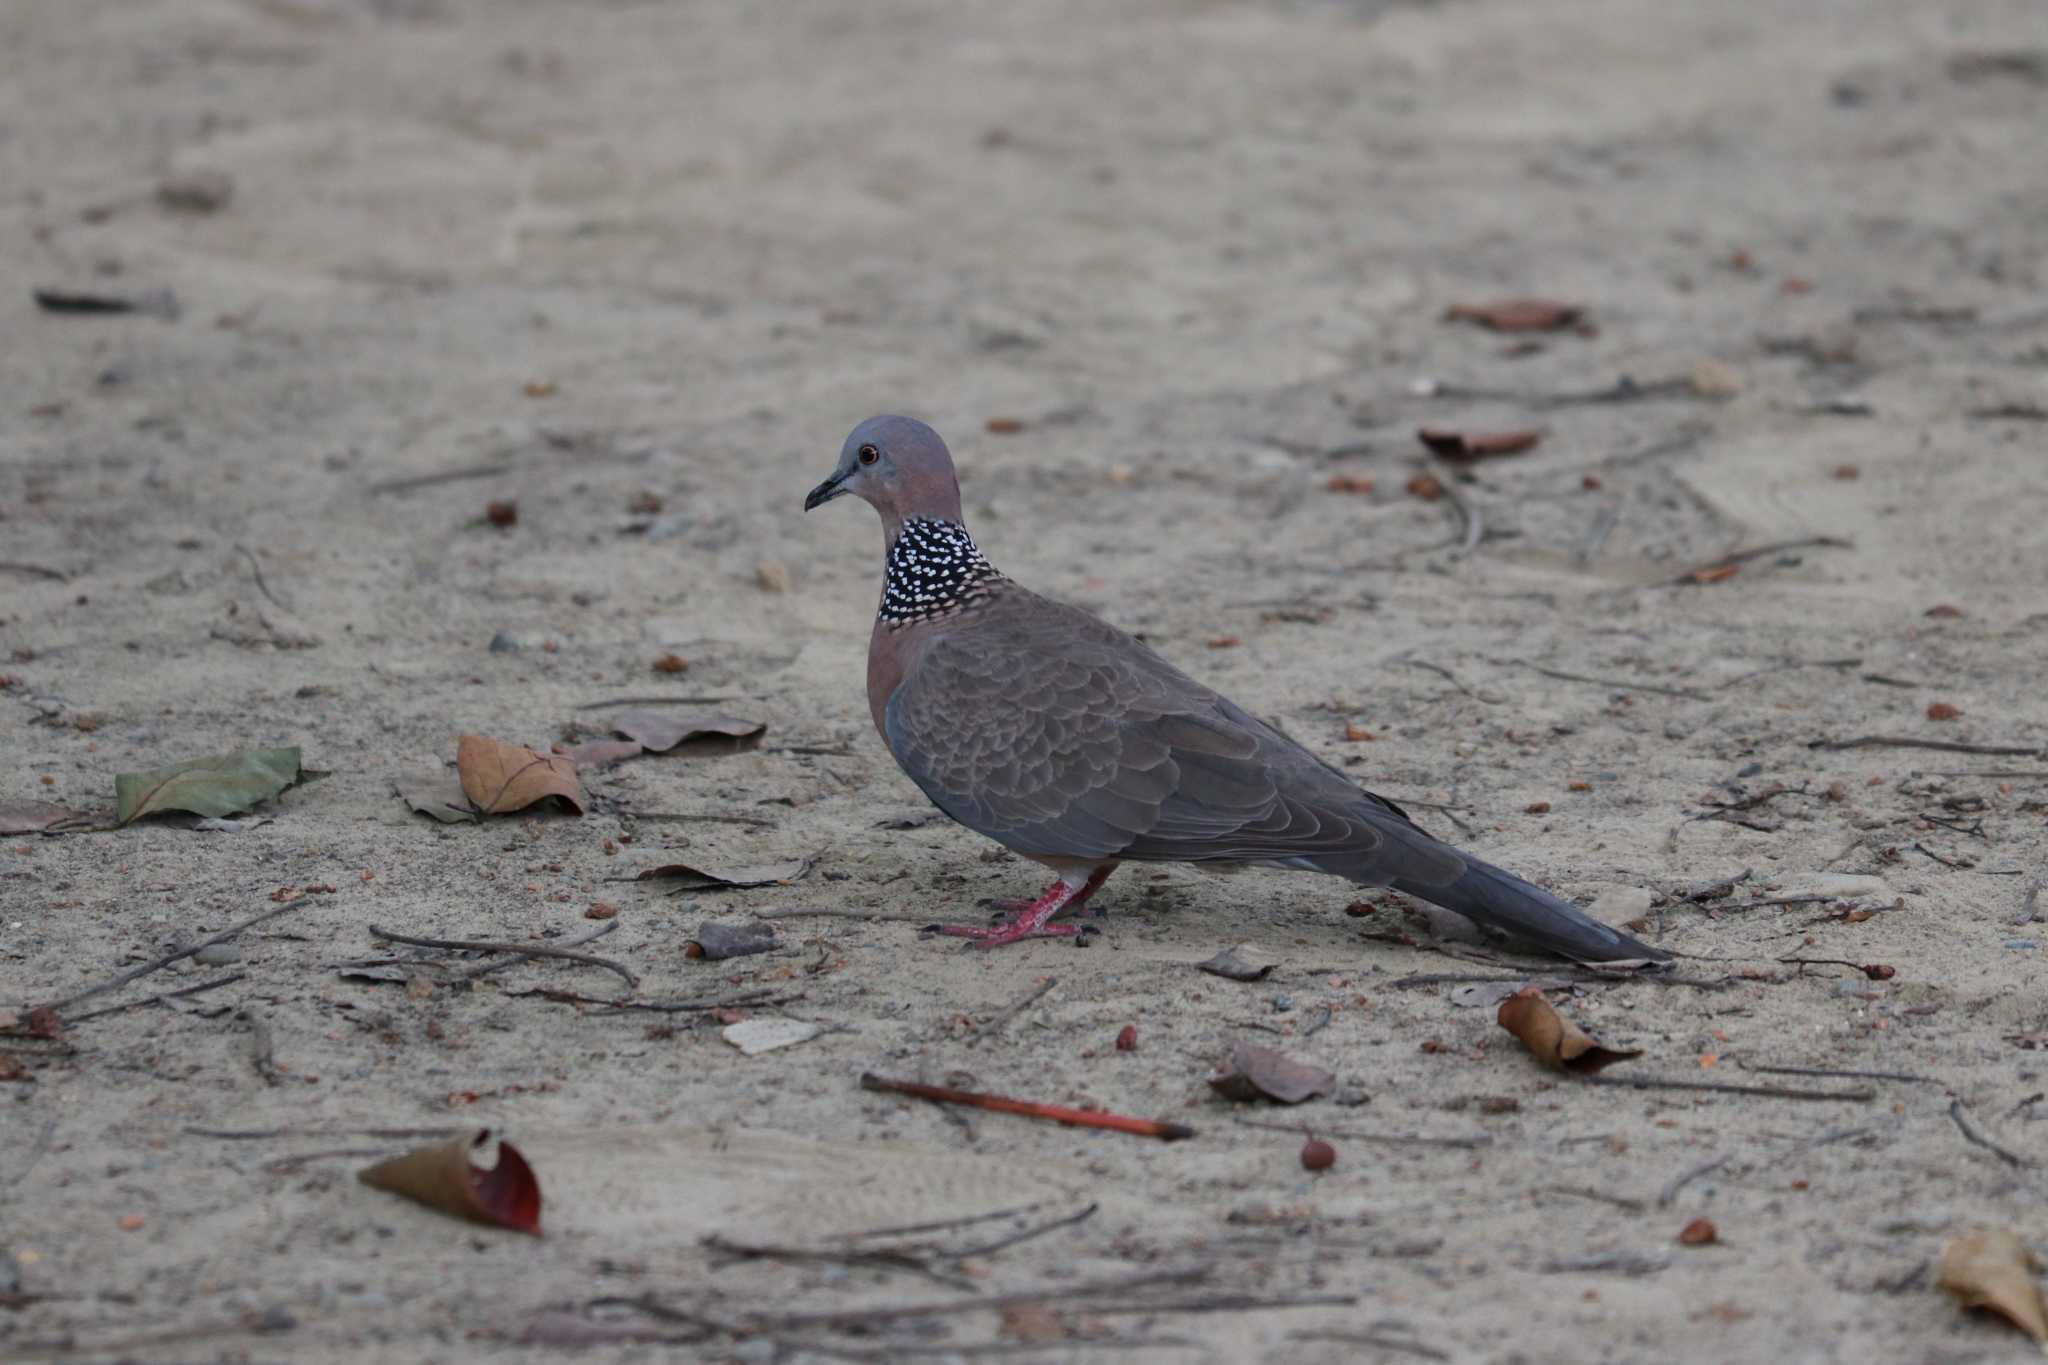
1911;841;1971;870
753;906;941;923
838;1203;1052;1243
1537;1184;1647;1213
368;924;639;989
1507;658;1707;701
702;1235;974;1291
860;1072;1194;1142
627;812;779;828
746;1267;1211;1331
1736;1060;1939;1086
62;971;245;1024
1717;658;1862;689
951;1202;1099;1258
0;561;69;582
1583;1075;1873;1102
1233;1117;1490;1149
1948;1099;2029;1168
186;1125;467;1140
1402;658;1479;698
29;901;310;1015
1427;375;1696;408
459;920;617;981
1658;1154;1731;1207
971;977;1057;1046
234;543;288;610
504;988;787;1014
574;695;749;710
239;1008;281;1087
1425;457;1483;553
1810;736;2042;757
368;461;512;496
1573;499;1621;568
1701;896;1835;914
1668;536;1854;585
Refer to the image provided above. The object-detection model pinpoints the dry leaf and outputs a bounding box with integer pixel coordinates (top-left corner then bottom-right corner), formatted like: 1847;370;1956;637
1690;563;1741;585
613;709;765;754
636;857;810;891
1207;1041;1335;1105
1926;702;1962;721
1496;987;1642;1075
685;921;779;960
395;770;478;823
0;800;95;834
357;1129;541;1234
115;747;306;826
1444;298;1585;332
455;735;584;816
1416;427;1542;460
1196;944;1276;982
1937;1226;2048;1346
651;653;689;673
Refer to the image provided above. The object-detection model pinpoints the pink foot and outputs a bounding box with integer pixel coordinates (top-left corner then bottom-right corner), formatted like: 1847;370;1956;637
929;866;1114;948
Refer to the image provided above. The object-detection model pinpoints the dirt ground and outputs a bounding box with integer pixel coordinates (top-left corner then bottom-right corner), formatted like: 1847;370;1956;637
5;1;2048;1361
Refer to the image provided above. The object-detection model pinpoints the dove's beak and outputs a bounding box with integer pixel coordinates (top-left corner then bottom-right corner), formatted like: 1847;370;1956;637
803;472;849;512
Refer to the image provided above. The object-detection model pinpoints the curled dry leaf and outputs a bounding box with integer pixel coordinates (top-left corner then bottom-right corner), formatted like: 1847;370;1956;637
1936;1226;2048;1346
1196;944;1277;982
455;735;584;816
1207;1041;1335;1105
685;921;778;960
1444;298;1586;332
115;747;306;826
636;857;810;891
1416;427;1542;460
1496;986;1642;1075
613;709;766;754
0;800;96;834
395;770;477;823
357;1129;541;1235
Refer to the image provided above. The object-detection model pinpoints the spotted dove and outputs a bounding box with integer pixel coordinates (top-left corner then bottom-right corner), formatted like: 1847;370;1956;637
804;416;1670;964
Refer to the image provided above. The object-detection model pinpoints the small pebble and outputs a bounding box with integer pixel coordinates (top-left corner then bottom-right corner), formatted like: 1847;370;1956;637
1300;1138;1336;1172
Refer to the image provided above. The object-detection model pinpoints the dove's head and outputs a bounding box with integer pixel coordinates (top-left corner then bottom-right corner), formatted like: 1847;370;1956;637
804;415;964;533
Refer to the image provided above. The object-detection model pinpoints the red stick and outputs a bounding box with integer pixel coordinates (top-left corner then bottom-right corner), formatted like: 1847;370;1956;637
860;1072;1196;1142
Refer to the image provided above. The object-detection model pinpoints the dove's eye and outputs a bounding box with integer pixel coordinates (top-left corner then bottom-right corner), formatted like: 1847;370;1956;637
857;444;880;465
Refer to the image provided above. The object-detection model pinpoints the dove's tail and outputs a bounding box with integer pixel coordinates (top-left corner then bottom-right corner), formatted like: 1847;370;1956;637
1388;857;1671;965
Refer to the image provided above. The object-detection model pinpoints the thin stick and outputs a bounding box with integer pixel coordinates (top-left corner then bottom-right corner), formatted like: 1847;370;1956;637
368;461;512;495
1402;658;1479;698
1658;1154;1731;1206
1288;1331;1449;1362
186;1125;468;1140
837;1203;1052;1243
62;971;245;1024
30;901;309;1014
1508;659;1707;701
233;543;287;610
1233;1117;1490;1149
628;812;779;828
1668;536;1854;585
1717;658;1863;689
459;919;617;981
745;1267;1211;1330
860;1072;1194;1142
753;906;939;923
1584;1075;1873;1102
1537;1184;1647;1213
1737;1061;1943;1086
702;1235;973;1292
0;561;69;582
240;1008;281;1087
368;924;638;989
1810;736;2042;757
1424;457;1484;553
951;1202;1099;1258
1948;1099;2029;1168
574;695;749;710
971;976;1057;1046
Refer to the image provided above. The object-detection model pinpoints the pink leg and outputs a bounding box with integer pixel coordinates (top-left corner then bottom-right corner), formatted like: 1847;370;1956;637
931;866;1115;947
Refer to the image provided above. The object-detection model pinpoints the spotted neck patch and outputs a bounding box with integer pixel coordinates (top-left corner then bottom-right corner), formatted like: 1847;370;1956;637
880;517;1004;624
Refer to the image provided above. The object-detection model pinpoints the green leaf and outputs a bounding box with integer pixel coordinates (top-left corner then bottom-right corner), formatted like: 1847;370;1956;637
115;747;306;825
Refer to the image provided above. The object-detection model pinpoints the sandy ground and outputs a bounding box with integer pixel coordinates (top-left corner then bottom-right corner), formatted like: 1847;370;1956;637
5;0;2048;1361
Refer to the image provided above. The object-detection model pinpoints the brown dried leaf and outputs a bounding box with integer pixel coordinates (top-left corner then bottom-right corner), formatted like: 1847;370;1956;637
455;735;584;816
0;800;96;834
1496;987;1642;1075
613;709;765;754
1937;1226;2048;1346
1416;427;1542;460
395;770;478;823
1196;944;1276;982
1926;702;1962;721
561;738;645;770
1444;298;1585;332
636;857;810;891
358;1129;541;1235
1207;1041;1335;1105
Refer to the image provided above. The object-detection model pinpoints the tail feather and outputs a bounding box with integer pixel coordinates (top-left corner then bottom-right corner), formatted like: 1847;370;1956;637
1389;858;1670;965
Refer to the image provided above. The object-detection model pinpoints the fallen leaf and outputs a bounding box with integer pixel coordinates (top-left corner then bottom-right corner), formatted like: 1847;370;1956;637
1416;427;1542;460
1496;987;1642;1075
395;770;478;823
1344;724;1376;742
1444;298;1585;332
685;922;779;960
115;747;306;826
357;1130;541;1235
1197;944;1276;982
455;736;584;816
560;738;644;769
0;800;95;834
651;653;689;673
1207;1041;1335;1105
1926;702;1962;721
721;1018;821;1056
1937;1227;2048;1346
613;709;765;754
1678;1217;1718;1246
1924;603;1966;619
636;858;810;891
